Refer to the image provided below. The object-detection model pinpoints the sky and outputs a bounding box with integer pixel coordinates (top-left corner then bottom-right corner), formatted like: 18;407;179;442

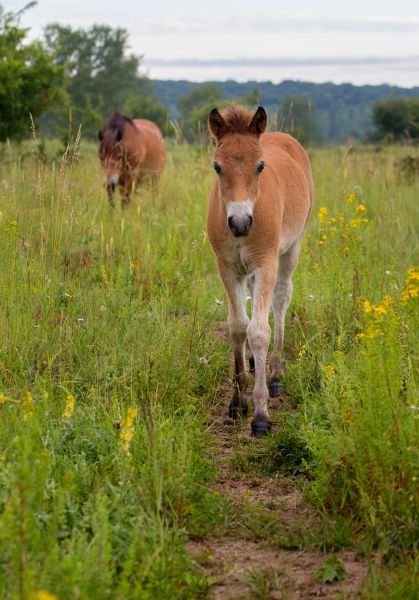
6;0;419;87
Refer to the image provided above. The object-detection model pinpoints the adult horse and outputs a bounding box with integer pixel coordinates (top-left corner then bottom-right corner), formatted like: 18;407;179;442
207;105;313;436
98;112;166;207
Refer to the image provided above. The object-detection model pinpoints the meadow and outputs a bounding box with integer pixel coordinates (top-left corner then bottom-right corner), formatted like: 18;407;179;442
0;136;417;599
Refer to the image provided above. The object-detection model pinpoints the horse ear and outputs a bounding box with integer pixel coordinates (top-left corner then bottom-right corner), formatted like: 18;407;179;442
98;130;103;141
208;108;227;140
115;127;123;142
248;106;267;137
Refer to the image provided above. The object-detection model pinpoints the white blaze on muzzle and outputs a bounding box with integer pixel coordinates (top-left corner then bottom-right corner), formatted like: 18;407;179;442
226;200;254;237
107;174;119;187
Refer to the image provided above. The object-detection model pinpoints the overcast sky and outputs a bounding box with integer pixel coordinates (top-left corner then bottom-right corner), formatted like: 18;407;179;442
6;0;419;87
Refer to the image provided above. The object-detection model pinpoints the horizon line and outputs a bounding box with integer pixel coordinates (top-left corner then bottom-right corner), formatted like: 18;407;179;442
144;55;419;68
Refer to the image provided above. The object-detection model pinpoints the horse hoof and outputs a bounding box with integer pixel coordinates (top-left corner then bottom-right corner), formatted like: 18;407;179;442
251;418;272;438
269;378;285;398
229;402;248;419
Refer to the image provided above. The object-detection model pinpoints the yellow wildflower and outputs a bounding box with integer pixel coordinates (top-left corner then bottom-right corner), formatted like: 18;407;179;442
355;203;367;213
323;364;336;384
318;207;329;222
22;390;34;418
120;407;138;454
362;300;373;313
401;267;419;303
23;390;33;404
298;343;308;360
100;264;109;286
344;409;354;424
0;455;5;462
357;328;381;340
373;296;393;316
407;267;419;281
29;592;59;600
346;193;357;204
0;394;5;404
63;394;75;419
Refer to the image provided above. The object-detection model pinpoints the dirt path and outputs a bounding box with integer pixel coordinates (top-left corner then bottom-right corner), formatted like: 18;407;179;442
188;325;368;599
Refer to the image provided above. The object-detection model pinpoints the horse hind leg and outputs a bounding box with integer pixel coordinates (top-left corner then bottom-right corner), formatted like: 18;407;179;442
230;332;249;419
269;241;301;397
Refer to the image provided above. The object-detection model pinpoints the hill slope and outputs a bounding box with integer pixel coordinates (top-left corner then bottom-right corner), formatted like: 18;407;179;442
152;79;419;142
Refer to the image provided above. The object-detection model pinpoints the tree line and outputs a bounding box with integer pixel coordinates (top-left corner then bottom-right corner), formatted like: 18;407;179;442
1;3;419;146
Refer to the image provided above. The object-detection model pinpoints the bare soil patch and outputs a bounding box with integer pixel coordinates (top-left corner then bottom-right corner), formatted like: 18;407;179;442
191;322;369;598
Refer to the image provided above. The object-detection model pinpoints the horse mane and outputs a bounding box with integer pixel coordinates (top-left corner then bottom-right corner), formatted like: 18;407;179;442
219;105;254;134
104;111;134;131
99;112;135;151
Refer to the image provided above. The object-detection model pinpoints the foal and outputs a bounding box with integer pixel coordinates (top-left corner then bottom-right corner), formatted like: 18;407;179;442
207;105;313;436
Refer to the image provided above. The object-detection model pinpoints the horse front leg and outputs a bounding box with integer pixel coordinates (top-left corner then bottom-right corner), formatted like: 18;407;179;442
219;265;250;419
119;175;132;208
106;183;116;208
247;264;276;437
269;241;301;397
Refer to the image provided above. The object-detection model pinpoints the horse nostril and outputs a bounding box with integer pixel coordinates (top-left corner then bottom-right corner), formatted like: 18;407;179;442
228;216;234;230
248;215;253;229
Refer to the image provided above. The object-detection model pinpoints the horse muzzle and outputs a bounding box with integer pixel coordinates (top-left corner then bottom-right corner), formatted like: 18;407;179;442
106;175;119;193
226;200;254;237
227;214;253;237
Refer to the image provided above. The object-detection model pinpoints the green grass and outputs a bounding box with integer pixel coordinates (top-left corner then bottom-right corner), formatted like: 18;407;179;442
0;138;418;597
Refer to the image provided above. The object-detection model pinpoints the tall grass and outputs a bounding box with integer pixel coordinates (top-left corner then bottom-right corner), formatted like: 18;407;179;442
283;146;418;559
0;140;225;598
0;139;417;597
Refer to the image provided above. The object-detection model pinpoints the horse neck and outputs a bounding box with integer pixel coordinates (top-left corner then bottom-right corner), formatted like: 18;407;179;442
123;121;143;153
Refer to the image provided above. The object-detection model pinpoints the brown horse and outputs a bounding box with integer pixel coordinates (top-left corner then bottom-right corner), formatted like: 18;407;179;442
207;105;313;436
98;112;166;207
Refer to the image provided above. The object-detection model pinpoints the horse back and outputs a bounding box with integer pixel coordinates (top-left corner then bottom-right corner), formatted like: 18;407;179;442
261;132;313;203
133;119;166;175
259;132;313;248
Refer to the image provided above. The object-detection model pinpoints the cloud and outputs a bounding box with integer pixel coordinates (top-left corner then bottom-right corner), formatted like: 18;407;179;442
134;14;419;36
145;55;419;69
142;54;419;87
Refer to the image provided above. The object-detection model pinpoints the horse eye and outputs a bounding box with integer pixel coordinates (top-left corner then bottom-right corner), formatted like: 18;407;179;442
257;160;265;174
213;161;221;174
117;155;123;160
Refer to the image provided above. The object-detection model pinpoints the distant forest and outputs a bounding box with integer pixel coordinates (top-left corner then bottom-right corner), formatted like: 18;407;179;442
2;2;419;146
152;79;419;143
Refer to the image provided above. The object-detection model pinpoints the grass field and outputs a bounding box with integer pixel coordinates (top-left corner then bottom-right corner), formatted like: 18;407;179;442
0;137;418;599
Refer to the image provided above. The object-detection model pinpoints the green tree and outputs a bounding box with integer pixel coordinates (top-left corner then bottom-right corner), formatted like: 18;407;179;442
177;83;261;143
277;96;323;145
43;24;151;138
371;98;419;141
177;83;223;141
0;3;64;141
123;95;169;134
